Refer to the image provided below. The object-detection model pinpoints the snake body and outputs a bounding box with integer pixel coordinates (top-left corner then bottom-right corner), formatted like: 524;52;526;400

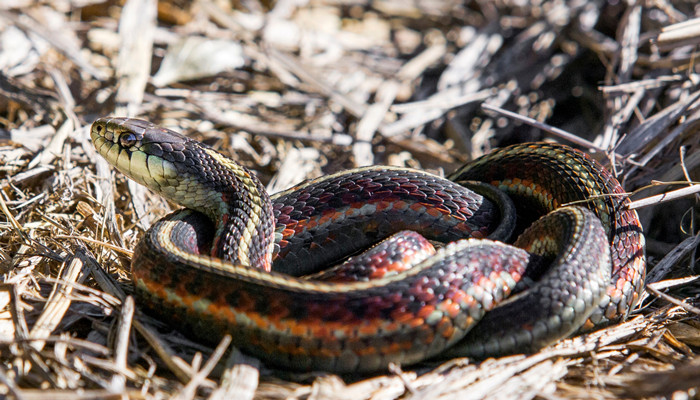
91;117;645;373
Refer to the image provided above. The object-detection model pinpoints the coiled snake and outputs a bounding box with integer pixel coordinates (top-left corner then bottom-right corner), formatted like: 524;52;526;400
91;117;645;373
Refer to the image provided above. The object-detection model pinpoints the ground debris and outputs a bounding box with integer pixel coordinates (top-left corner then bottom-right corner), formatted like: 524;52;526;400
0;1;699;399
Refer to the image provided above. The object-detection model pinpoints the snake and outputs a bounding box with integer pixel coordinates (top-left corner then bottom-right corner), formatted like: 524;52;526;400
90;117;646;373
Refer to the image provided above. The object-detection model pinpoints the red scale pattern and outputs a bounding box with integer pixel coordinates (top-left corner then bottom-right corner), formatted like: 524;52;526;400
270;168;500;276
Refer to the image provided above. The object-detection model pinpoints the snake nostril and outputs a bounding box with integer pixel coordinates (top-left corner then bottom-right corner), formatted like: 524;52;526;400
119;132;137;148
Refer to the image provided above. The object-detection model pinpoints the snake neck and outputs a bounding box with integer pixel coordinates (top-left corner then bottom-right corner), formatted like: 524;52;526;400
189;148;276;271
209;185;275;271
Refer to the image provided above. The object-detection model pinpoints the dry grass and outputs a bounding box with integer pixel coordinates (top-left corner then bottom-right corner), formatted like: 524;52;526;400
1;0;700;398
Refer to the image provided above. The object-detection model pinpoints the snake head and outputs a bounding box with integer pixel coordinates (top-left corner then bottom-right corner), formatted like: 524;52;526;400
92;117;181;189
90;117;234;219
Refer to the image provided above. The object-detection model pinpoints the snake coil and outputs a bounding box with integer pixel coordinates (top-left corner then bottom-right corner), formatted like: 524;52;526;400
91;117;645;373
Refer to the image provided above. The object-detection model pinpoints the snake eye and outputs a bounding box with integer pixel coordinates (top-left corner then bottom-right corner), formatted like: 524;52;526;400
119;132;137;148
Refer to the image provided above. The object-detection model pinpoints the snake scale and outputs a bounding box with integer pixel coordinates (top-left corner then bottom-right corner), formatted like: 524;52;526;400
91;117;645;373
